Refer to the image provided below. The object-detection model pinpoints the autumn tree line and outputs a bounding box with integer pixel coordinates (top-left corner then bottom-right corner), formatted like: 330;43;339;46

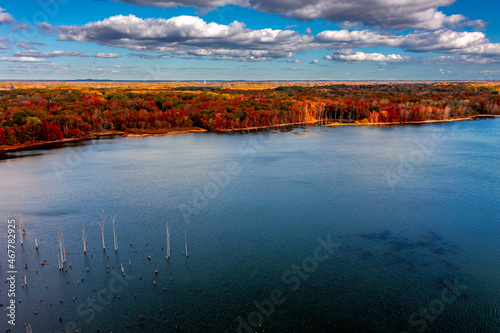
0;83;499;147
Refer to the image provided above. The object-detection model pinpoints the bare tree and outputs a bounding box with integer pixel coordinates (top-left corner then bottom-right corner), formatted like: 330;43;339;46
57;231;66;269
57;250;62;270
16;212;24;245
93;210;107;251
112;214;118;252
166;222;171;260
184;228;189;257
81;224;88;254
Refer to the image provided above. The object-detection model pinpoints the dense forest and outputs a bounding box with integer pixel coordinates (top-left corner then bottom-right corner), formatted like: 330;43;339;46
0;82;499;148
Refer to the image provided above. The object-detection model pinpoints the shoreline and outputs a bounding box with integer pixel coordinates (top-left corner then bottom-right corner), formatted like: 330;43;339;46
326;115;500;127
0;127;207;153
1;115;498;153
214;120;322;133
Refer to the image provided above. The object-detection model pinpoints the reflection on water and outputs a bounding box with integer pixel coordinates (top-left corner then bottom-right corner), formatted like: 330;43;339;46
0;136;122;161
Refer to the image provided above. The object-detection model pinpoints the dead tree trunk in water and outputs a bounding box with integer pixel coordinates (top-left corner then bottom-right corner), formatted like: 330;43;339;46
184;228;189;257
16;212;24;245
57;231;66;269
92;210;107;251
81;224;88;254
166;222;171;260
112;214;118;252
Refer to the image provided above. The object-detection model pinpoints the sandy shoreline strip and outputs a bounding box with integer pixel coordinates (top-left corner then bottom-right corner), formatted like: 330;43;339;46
0;127;207;153
326;115;500;127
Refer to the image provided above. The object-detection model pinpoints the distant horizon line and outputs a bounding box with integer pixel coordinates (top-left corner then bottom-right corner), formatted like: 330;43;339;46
1;79;499;83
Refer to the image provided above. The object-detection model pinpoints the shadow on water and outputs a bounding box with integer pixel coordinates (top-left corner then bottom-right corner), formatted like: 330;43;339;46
0;136;121;161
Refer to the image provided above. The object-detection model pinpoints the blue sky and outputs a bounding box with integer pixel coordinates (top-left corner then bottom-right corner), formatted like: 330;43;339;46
0;0;499;80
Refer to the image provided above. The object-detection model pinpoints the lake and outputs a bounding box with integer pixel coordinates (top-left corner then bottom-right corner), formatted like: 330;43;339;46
1;119;499;332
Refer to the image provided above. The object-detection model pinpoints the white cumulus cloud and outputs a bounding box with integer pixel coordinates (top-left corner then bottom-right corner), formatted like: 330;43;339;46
37;14;500;64
0;7;14;24
13;50;88;58
325;49;409;63
95;52;122;58
0;57;46;62
39;15;312;61
109;0;484;30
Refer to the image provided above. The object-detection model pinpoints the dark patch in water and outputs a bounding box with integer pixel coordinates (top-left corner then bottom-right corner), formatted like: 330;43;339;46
337;244;357;254
429;247;447;255
439;259;458;271
383;254;415;271
387;239;412;252
433;277;470;302
37;209;79;217
411;241;432;248
358;229;391;241
433;277;459;292
434;276;444;286
421;230;442;242
360;251;374;260
346;229;460;275
449;245;460;254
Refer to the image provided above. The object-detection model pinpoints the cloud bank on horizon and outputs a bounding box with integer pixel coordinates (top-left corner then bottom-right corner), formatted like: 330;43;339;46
0;0;499;80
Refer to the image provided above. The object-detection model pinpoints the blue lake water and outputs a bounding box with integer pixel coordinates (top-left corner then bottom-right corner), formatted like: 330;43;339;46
0;119;499;332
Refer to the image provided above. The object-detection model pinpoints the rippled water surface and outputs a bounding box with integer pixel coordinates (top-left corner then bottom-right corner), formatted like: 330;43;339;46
0;119;499;332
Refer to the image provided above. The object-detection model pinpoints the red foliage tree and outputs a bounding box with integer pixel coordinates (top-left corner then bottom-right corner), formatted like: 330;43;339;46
41;121;64;141
0;128;6;145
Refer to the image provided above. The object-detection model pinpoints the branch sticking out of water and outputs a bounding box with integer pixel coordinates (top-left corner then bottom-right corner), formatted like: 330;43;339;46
81;224;87;254
112;214;118;252
16;212;24;245
166;222;171;260
57;231;66;269
93;209;107;251
184;228;189;258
